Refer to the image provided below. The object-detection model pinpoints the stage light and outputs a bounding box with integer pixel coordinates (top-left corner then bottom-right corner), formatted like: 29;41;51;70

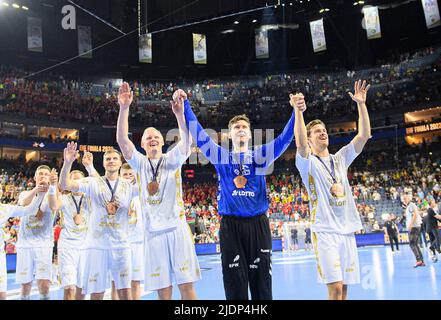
358;0;365;3
12;3;19;8
234;21;239;24
325;8;330;11
252;19;257;23
319;8;324;13
353;2;358;5
22;5;28;10
2;1;10;6
290;2;293;5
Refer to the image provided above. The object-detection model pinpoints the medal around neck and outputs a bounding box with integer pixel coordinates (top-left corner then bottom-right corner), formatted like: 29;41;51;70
234;175;247;189
35;208;44;221
73;214;84;225
106;201;118;216
330;182;345;198
148;181;159;196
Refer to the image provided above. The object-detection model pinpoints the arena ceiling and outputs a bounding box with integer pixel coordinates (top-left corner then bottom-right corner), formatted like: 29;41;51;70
0;0;439;79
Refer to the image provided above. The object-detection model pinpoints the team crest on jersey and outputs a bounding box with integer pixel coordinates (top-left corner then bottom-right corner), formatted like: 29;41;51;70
233;165;251;176
26;215;44;229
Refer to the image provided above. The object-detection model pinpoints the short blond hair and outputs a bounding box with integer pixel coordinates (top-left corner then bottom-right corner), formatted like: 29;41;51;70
69;170;85;178
228;114;251;131
35;165;51;173
141;127;163;144
103;149;122;160
121;163;132;171
306;119;326;137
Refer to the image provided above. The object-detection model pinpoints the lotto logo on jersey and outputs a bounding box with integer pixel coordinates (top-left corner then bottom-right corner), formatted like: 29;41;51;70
232;190;255;197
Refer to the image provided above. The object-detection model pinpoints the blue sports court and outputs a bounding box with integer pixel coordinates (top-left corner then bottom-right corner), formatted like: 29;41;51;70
6;245;441;300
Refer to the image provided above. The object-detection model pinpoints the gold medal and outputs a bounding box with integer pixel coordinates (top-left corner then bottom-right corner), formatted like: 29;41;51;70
148;181;159;196
73;214;84;225
106;201;118;215
233;175;247;189
330;182;345;198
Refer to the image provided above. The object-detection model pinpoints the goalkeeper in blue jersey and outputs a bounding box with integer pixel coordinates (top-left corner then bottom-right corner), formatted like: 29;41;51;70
183;91;305;300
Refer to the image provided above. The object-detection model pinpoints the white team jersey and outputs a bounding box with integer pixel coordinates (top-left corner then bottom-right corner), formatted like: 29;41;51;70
16;191;56;249
126;143;189;232
1;201;45;253
58;194;90;249
295;142;363;234
128;196;144;243
405;202;421;229
77;176;134;250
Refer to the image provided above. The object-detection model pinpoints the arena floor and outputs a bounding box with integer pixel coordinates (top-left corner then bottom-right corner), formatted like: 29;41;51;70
6;245;441;300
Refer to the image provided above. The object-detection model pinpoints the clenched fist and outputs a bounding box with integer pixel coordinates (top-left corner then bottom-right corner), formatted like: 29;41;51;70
289;93;307;113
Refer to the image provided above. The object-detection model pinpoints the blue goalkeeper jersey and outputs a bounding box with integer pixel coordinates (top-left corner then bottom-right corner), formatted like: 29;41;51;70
184;100;295;217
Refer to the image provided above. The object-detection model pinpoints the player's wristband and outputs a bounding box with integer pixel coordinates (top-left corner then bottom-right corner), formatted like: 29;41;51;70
48;185;57;195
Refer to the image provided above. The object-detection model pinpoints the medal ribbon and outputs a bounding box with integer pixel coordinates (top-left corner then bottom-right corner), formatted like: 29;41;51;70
105;178;119;202
148;157;163;182
71;194;84;215
233;152;245;176
314;155;337;183
36;196;45;213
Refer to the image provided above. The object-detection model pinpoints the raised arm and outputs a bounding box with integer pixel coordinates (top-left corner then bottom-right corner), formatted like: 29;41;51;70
183;98;227;165
349;80;371;154
171;89;192;157
48;168;62;211
59;142;80;193
292;93;309;158
18;183;48;206
0;192;45;223
82;151;100;178
254;100;296;168
116;82;136;160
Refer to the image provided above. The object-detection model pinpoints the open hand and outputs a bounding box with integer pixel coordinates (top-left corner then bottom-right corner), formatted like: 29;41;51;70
64;142;79;164
348;80;370;104
118;82;133;110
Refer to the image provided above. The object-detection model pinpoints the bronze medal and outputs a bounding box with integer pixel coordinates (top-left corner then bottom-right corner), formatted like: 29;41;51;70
73;214;84;225
71;195;84;225
106;201;118;215
234;175;247;189
35;208;44;221
148;181;159;196
330;182;345;198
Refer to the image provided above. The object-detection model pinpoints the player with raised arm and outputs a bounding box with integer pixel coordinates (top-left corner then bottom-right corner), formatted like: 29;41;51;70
116;82;200;300
183;87;302;300
294;80;371;300
59;143;135;300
